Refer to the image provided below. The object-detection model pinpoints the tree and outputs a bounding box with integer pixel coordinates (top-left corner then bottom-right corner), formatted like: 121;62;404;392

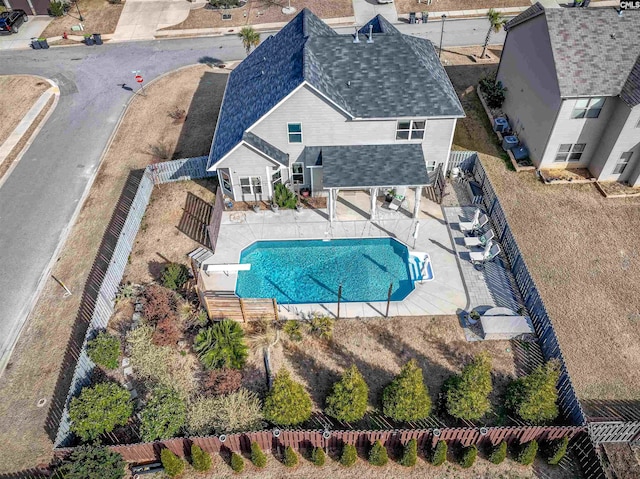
162;263;190;291
480;8;507;59
399;438;417;467
445;352;492;421
238;27;260;55
547;436;569;465
283;446;298;467
69;383;133;441
340;443;357;467
311;447;326;466
87;331;121;370
161;448;185;477
194;320;248;370
368;440;388;466
140;387;186;441
325;365;369;422
191;443;213;472
250;441;267;468
489;441;507;464
506;360;560;424
430;440;447;466
460;445;477;468
55;445;125;479
517;440;538;466
230;452;244;472
382;360;431;421
263;369;312;426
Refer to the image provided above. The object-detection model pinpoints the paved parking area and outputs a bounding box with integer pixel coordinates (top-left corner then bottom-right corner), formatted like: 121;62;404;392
110;0;192;41
0;15;51;50
352;0;398;25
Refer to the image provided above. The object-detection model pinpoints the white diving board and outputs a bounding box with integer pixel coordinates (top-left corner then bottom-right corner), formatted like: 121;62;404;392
204;263;251;274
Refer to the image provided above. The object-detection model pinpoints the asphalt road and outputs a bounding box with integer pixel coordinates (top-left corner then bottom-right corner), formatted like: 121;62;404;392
0;18;506;372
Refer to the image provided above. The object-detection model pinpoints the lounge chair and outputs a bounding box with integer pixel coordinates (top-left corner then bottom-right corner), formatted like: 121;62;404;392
463;229;495;248
388;186;407;211
460;213;488;234
469;242;501;265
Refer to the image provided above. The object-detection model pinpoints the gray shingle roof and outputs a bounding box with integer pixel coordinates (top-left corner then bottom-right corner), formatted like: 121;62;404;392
208;9;463;169
242;132;288;166
507;4;640;106
320;144;430;188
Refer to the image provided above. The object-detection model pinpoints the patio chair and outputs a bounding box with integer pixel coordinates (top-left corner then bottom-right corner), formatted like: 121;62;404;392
463;229;495;248
388;186;407;211
460;213;488;234
469;242;501;265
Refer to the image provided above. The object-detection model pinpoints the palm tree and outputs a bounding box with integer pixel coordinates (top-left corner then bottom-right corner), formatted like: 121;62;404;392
239;27;260;56
481;9;507;59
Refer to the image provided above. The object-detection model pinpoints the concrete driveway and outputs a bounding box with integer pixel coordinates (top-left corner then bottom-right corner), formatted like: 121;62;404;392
111;0;193;41
352;0;398;25
0;15;51;50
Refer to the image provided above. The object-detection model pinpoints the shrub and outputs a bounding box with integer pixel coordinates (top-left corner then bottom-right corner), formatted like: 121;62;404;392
69;383;133;441
283;320;303;341
283;446;298;467
87;331;120;369
382;360;431;421
308;314;334;339
325;365;369;422
250;442;267;468
430;440;447;466
194;320;248;370
142;284;176;324
479;75;507;109
203;367;243;395
506;360;560;424
460;445;477;469
191;443;213;472
210;0;241;8
115;282;134;304
399;438;417;467
340;443;357;467
445;352;492;421
517;440;538;466
161;448;185;478
162;263;190;291
273;183;297;209
187;389;263;436
368;440;388;466
140;387;186;441
230;452;244;472
311;447;326;466
152;313;182;347
55;445;125;479
489;441;507;464
263;369;312;426
547;436;568;465
49;0;65;16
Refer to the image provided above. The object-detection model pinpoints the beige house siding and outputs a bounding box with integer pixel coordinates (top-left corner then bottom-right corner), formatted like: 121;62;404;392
497;14;561;166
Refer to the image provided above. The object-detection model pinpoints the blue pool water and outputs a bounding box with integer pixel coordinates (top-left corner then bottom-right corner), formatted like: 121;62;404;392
235;238;415;304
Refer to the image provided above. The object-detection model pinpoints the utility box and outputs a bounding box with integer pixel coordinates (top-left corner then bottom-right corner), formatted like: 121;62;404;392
494;117;509;133
502;135;518;151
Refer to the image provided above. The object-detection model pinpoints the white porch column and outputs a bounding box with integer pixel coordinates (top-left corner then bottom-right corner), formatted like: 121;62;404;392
328;188;334;222
413;186;422;218
370;187;377;220
332;189;339;221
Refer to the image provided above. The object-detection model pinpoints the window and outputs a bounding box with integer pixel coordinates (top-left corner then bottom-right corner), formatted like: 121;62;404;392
555;143;586;162
220;171;232;192
426;161;436;172
571;98;605;119
239;177;262;195
288;123;302;143
613;152;633;175
396;120;426;140
291;163;304;184
272;168;282;187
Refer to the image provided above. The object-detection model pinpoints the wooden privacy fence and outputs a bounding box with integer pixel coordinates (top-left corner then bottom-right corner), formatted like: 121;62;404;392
201;292;278;322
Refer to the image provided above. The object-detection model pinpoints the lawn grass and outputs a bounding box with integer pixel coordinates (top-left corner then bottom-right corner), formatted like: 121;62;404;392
395;0;530;15
40;0;122;38
0;76;49;147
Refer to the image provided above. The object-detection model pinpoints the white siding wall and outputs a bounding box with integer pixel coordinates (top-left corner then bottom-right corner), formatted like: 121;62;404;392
423;118;456;167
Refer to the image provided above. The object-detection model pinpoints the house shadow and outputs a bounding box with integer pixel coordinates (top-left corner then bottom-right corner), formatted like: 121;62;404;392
177;192;213;246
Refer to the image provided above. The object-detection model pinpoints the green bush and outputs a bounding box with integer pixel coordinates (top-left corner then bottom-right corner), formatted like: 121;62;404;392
273;183;297;209
459;445;477;469
161;448;185;477
162;263;190;291
325;365;369;422
547;436;568;465
506;360;560;424
311;447;326;466
55;445;125;479
489;441;507;464
210;0;241;8
250;442;267;468
140;387;186;441
445;352;492;421
230;452;244;472
263;369;312;426
430;440;447;466
49;0;65;16
479;75;507;109
191;443;213;472
308;314;334;339
69;383;133;441
340;443;357;467
382;360;431;421
87;331;121;370
194;320;248;370
283;320;303;341
399;438;417;467
517;440;538;466
283;446;298;467
368;440;388;466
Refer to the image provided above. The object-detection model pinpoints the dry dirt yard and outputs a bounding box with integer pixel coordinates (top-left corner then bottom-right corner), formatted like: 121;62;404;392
442;47;640;408
0;76;49;146
0;64;227;474
395;0;530;15
165;0;353;30
41;0;123;38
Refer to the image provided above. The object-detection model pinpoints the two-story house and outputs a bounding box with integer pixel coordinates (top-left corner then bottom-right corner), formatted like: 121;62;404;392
206;9;464;215
496;4;640;186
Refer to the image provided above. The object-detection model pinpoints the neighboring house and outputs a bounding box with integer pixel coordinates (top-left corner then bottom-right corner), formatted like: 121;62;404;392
2;0;51;16
207;9;464;213
496;4;640;186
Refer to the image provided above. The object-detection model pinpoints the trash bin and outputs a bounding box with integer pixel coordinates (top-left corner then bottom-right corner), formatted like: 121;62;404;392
38;38;49;49
422;11;429;22
409;12;416;24
92;33;103;45
84;35;94;46
31;39;42;50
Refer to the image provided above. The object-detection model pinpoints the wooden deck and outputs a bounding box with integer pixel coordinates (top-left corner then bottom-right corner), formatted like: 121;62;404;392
200;291;278;322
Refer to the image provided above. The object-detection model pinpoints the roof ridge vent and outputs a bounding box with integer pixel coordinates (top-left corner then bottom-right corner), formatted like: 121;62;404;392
353;26;360;43
367;24;374;43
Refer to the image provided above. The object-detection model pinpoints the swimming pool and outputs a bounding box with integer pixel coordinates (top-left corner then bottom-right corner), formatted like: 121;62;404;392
235;238;418;304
